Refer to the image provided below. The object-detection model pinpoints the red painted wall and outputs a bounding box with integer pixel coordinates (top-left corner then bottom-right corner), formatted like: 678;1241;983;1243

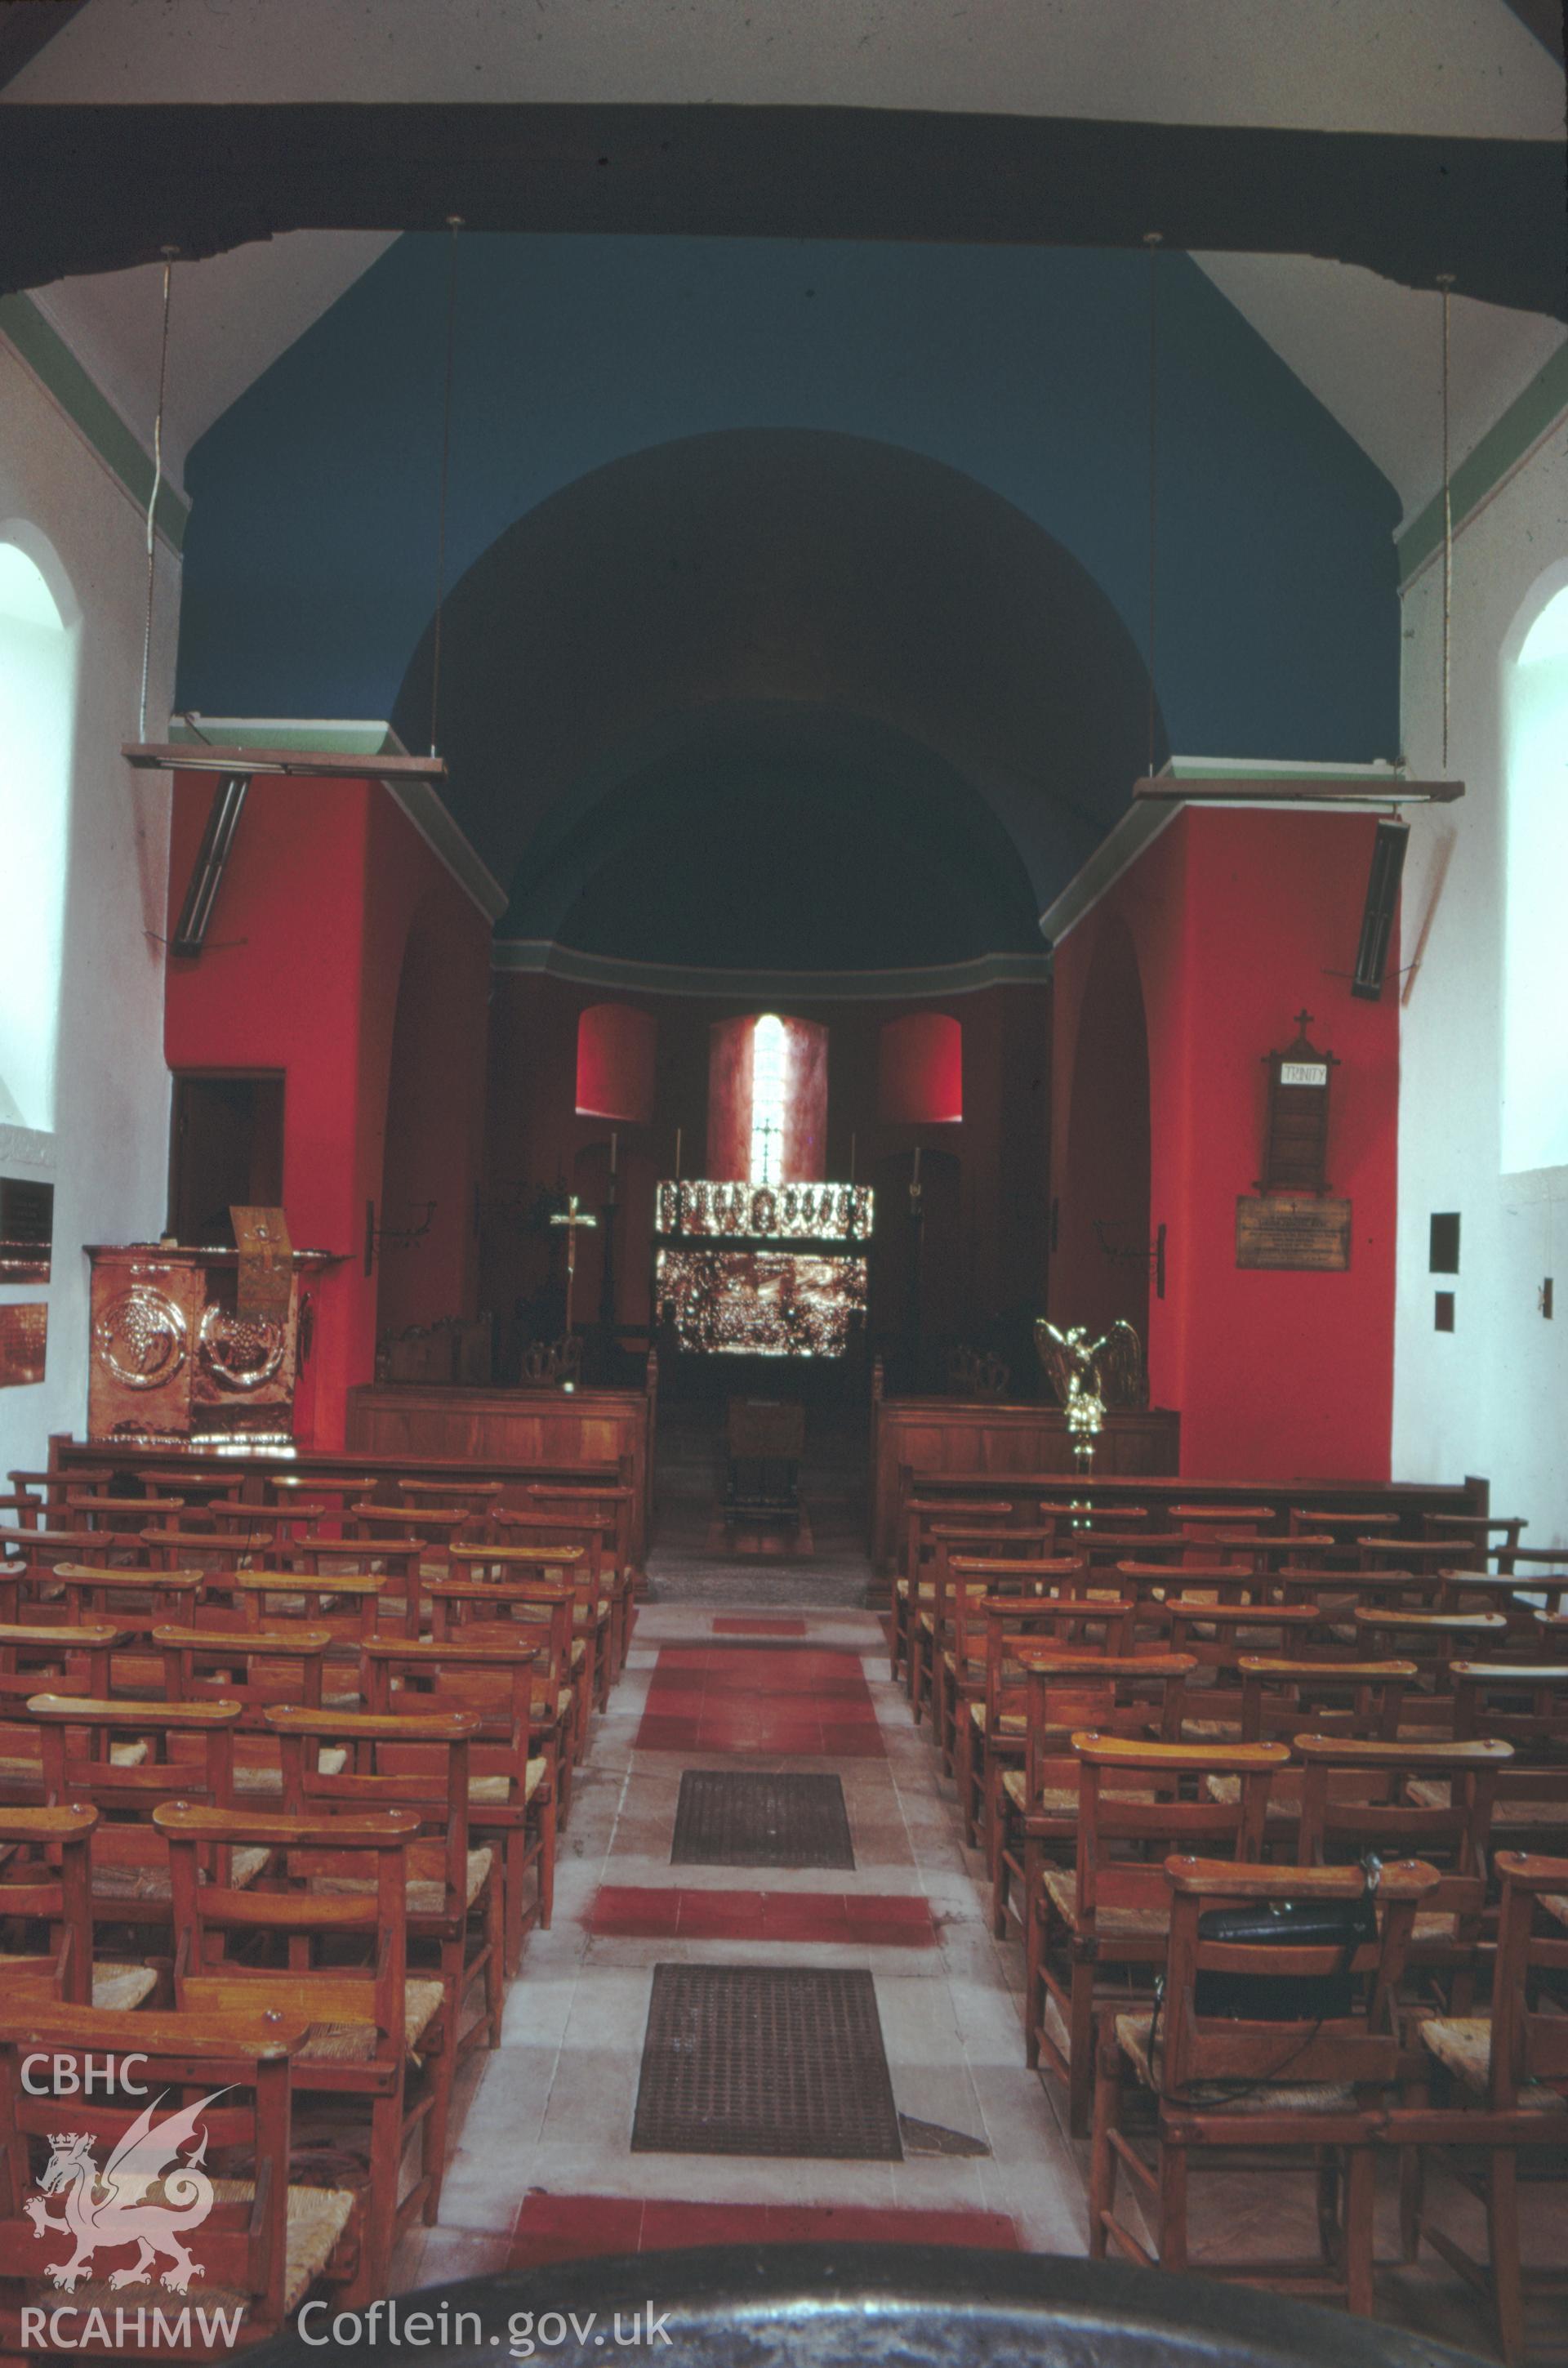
163;771;492;1445
1050;807;1397;1481
878;1011;964;1126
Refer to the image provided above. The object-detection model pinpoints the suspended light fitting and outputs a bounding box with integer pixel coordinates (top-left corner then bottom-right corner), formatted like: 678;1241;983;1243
428;213;465;759
137;247;180;744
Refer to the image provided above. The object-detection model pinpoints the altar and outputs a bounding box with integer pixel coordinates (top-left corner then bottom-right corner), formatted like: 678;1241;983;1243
653;1180;872;1358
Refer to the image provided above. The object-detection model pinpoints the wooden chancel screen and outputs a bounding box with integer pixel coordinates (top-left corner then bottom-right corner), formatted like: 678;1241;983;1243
655;1015;871;1358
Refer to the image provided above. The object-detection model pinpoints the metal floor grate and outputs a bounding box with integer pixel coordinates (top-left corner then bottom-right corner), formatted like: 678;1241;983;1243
670;1771;855;1870
631;1964;902;2160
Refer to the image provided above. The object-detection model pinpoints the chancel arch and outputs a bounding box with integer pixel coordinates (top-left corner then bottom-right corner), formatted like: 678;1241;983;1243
1056;913;1153;1351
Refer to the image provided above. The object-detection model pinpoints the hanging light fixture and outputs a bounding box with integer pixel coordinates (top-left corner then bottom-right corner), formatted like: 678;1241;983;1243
137;246;180;743
1143;230;1162;781
428;213;464;759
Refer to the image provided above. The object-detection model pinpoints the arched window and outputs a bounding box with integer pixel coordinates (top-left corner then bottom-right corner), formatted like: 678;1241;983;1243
877;1012;963;1126
1502;578;1568;1172
0;537;75;1131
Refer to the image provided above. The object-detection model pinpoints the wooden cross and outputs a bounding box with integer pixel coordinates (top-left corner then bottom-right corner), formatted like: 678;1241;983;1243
550;1193;599;1336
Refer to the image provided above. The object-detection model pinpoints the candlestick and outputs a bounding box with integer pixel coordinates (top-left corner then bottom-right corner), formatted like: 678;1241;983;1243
850;1131;857;1184
610;1130;618;1175
675;1127;682;1180
912;1146;921;1187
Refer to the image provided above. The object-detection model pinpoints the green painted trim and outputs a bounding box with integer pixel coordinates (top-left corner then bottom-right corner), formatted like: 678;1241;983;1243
1398;337;1568;585
492;941;1053;999
0;292;189;553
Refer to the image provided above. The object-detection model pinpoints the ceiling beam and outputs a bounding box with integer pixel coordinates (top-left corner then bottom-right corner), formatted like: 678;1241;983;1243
0;2;90;96
1498;0;1565;65
2;105;1563;322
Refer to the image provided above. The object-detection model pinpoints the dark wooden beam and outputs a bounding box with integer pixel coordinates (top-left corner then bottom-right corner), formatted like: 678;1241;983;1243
0;1;90;96
3;105;1563;322
124;742;448;781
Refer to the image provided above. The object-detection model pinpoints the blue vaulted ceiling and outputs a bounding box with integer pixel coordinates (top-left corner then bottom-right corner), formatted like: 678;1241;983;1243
175;233;1401;967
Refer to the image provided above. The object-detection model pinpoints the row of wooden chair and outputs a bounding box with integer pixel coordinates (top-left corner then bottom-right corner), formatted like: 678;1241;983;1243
895;1496;1567;2357
0;1464;644;2352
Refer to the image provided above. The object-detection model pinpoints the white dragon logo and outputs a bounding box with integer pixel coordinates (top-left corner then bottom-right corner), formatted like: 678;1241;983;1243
24;2089;224;2294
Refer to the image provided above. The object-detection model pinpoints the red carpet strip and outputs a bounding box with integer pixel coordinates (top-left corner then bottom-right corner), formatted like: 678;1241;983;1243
635;1643;884;1758
585;1885;936;1947
508;2193;1018;2263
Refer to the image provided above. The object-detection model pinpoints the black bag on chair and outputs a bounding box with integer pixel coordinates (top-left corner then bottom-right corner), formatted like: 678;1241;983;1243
1193;1857;1382;2022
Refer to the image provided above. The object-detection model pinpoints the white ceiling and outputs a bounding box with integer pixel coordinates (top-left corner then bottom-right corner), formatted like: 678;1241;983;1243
7;0;1564;520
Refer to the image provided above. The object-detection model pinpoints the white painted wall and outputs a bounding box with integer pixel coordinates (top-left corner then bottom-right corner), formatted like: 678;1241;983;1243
0;334;178;1480
1394;417;1568;1550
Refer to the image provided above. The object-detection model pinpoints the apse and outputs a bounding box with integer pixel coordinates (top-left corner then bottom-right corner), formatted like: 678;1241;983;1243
390;427;1166;948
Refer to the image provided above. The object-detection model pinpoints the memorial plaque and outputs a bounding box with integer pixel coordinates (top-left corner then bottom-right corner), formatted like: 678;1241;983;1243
0;1178;53;1283
1236;1195;1352;1272
0;1302;47;1388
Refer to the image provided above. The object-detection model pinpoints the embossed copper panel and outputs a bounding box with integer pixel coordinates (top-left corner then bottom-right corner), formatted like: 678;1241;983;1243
631;1964;901;2160
671;1772;854;1870
0;1303;47;1388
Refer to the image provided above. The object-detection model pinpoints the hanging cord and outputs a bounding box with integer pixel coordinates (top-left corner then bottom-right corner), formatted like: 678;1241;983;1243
137;248;178;743
428;214;464;759
1144;233;1162;778
1437;274;1454;774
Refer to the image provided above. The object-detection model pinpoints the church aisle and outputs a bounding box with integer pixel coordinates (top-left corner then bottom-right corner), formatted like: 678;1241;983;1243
392;1600;1087;2289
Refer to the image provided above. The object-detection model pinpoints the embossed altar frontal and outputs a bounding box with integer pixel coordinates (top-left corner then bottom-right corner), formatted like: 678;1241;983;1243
1235;1195;1352;1271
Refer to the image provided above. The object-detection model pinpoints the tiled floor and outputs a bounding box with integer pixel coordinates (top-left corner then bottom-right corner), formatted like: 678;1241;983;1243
392;1594;1566;2361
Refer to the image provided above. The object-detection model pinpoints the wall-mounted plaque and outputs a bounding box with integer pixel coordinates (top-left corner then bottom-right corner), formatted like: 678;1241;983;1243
0;1302;47;1387
1236;1195;1352;1272
1258;1013;1339;1194
0;1178;53;1283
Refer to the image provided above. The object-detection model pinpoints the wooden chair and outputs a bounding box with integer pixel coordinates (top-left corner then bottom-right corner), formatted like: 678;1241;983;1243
37;1557;201;1620
525;1483;642;1679
1408;1665;1568;1852
1393;1851;1568;2361
194;1565;401;1649
264;1703;504;2203
892;1497;1015;1683
1030;1733;1286;2136
1160;1599;1330;1741
0;1802;145;2011
154;1625;340;1798
966;1585;1132;1863
425;1576;577;1821
1236;1656;1419;1746
0;2006;358;2353
157;1800;435;2301
65;1490;189;1536
1091;1854;1439;2312
450;1543;590;1754
26;1692;246;1944
996;1649;1196;1982
1423;1512;1527;1572
913;1530;1071;1740
1293;1734;1511;2000
940;1552;1097;1797
1350;1604;1509;1686
362;1632;552;1964
496;1509;613;1710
